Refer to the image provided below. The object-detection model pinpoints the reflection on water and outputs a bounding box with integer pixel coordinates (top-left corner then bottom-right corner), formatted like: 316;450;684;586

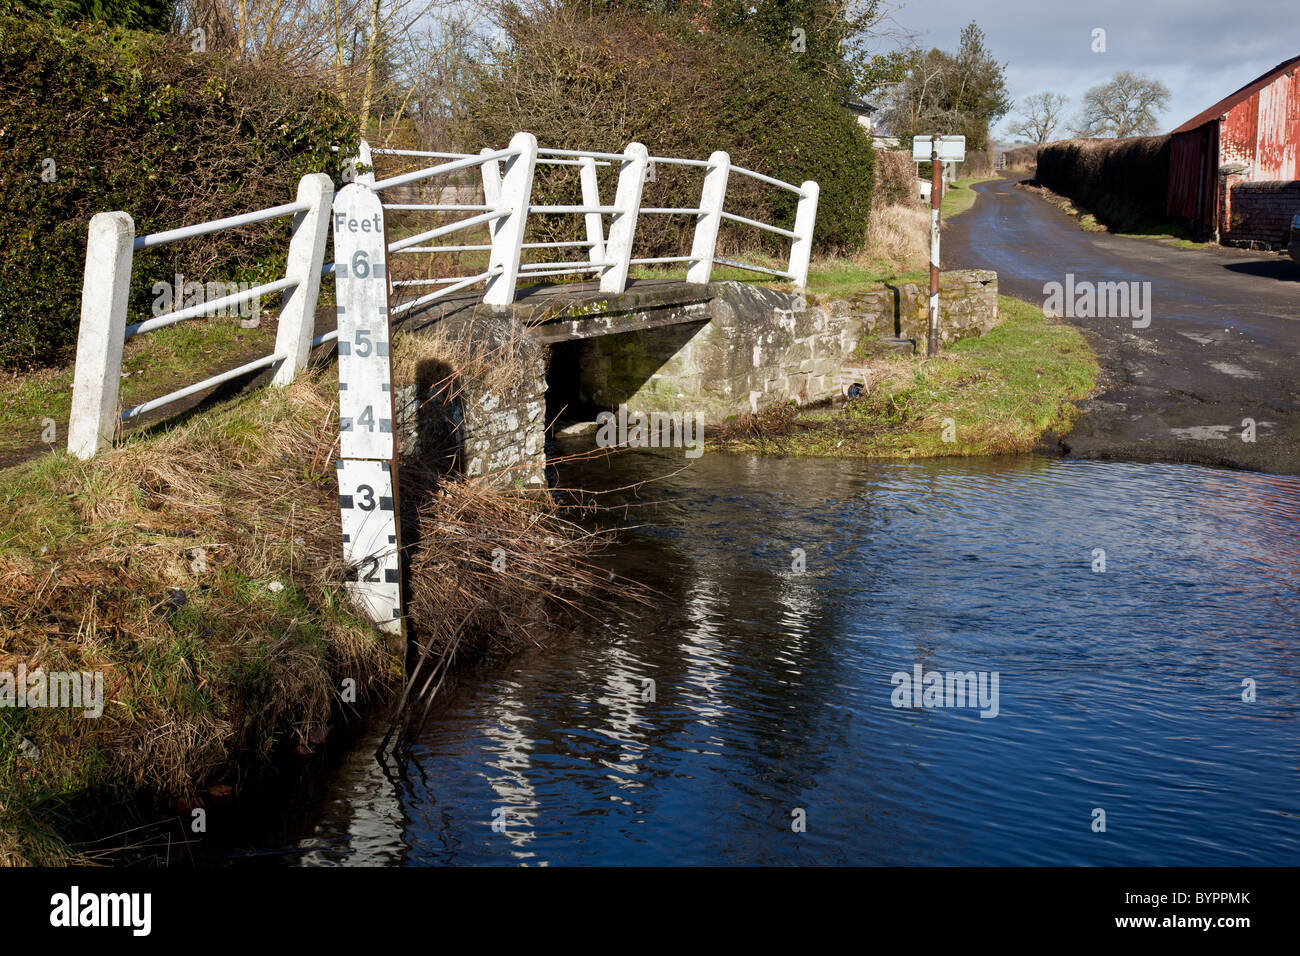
287;454;1300;866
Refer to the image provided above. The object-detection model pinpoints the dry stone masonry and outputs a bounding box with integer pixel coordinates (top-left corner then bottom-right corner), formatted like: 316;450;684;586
403;270;999;488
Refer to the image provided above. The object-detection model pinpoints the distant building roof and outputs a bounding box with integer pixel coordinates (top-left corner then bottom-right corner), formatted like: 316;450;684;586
843;99;878;115
1171;53;1300;134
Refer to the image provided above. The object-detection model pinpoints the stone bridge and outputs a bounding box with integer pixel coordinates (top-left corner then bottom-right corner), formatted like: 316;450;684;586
392;270;999;488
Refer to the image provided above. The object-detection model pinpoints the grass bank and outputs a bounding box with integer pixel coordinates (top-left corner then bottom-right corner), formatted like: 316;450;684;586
716;296;1099;459
941;175;1000;218
0;330;614;866
0;314;278;468
1016;180;1207;249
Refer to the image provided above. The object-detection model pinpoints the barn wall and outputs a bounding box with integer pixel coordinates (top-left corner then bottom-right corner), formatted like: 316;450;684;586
1167;126;1218;233
1221;70;1300;182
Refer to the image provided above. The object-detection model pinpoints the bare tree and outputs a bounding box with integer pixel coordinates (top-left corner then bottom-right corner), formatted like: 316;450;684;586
172;0;479;144
1070;71;1170;138
1008;91;1068;146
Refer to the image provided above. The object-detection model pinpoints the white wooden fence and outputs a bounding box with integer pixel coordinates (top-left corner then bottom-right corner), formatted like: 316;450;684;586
68;133;819;459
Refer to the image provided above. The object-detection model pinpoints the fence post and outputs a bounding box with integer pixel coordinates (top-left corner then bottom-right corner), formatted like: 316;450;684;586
357;140;375;186
272;173;335;386
479;146;502;207
482;131;537;307
68;211;135;460
579;155;606;267
687;150;730;284
788;180;820;290
600;141;648;294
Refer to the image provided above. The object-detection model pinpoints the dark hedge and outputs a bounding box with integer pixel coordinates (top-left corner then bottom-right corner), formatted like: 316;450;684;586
0;17;354;369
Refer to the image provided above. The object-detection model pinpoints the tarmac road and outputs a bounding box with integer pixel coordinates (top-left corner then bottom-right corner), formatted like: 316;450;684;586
943;176;1300;474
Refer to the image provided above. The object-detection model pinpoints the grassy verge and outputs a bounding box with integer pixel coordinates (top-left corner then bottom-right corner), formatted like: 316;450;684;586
716;296;1099;459
941;175;1000;218
0;367;399;865
0;314;277;462
1113;222;1206;248
1017;180;1209;248
0;325;617;865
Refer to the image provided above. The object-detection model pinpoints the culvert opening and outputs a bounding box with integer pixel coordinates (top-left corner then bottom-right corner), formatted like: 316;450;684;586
544;340;603;437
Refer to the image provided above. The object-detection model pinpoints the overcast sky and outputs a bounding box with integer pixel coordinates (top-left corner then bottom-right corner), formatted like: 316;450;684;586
884;0;1300;140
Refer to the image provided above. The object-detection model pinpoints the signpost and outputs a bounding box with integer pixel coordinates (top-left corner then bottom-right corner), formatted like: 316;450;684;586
913;135;965;356
332;183;403;635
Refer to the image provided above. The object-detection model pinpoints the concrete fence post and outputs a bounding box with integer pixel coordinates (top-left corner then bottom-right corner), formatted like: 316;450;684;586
600;141;649;294
479;146;502;206
579;155;606;267
272;173;335;386
357;139;375;186
687;150;730;284
68;211;135;459
483;131;537;307
789;180;820;290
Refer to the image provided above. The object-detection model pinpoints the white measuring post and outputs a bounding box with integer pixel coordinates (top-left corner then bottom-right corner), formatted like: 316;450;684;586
578;155;606;267
483;131;538;307
788;180;820;290
68;210;135;459
332;183;403;635
272;173;334;386
687;150;729;285
600;141;649;294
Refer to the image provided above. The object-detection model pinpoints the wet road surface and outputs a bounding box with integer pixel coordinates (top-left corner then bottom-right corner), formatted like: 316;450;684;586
944;176;1300;473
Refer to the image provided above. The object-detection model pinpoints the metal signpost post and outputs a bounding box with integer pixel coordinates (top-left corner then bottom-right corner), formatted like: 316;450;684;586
913;135;965;356
332;183;403;636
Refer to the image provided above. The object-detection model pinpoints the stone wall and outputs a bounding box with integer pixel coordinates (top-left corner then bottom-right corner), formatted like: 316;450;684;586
1225;180;1300;248
401;269;998;487
571;269;998;422
825;269;999;345
573;283;860;419
394;310;548;491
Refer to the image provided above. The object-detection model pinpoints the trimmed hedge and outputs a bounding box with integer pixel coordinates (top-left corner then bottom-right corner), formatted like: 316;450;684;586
0;0;170;30
1035;136;1171;231
459;11;873;262
0;17;354;369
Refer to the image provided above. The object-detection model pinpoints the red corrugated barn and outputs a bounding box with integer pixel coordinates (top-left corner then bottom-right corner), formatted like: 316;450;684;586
1167;53;1300;245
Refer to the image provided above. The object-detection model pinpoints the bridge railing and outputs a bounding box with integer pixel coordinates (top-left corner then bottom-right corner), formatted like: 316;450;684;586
67;133;817;459
365;132;819;317
67;173;335;459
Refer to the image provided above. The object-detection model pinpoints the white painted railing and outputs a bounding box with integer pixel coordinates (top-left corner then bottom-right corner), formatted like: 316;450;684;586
369;133;819;316
67;133;817;459
68;174;335;459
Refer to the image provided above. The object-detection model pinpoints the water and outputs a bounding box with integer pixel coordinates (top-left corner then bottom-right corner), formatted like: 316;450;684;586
280;454;1300;866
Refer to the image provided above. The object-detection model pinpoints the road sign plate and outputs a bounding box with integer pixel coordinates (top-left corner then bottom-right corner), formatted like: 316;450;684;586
912;135;966;163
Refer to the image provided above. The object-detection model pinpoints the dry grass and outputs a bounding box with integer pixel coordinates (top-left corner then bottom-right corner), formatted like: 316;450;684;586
0;370;399;864
864;204;930;272
0;324;642;864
